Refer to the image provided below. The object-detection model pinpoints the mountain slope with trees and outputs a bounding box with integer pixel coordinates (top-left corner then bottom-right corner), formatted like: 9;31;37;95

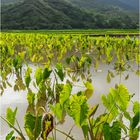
1;0;139;29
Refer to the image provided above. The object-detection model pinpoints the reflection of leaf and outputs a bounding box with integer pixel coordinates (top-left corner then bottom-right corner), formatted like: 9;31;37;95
6;107;17;127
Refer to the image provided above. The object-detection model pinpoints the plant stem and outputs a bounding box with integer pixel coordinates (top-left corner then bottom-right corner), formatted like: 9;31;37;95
0;116;26;140
55;128;75;140
34;107;46;140
88;118;94;140
16;119;23;134
65;125;75;140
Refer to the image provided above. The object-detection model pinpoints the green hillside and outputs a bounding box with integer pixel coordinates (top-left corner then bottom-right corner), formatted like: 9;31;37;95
1;0;139;29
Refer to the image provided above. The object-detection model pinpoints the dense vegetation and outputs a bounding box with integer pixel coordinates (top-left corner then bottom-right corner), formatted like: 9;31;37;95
1;0;139;29
0;33;140;140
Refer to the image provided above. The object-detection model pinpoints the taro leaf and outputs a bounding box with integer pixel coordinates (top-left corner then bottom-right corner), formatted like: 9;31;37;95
112;84;130;111
94;113;114;128
84;81;94;99
66;94;89;127
50;103;63;121
13;56;20;72
131;112;140;130
6;107;17;127
102;84;130;117
102;94;118;117
24;113;42;140
13;56;22;72
55;63;65;81
88;104;99;118
36;91;47;113
59;83;72;106
103;123;110;140
103;121;121;140
82;124;89;138
133;101;140;114
35;67;43;85
123;111;131;120
118;121;127;134
111;121;121;140
41;113;54;139
13;57;18;68
129;128;139;140
27;91;35;105
43;67;52;80
24;67;32;88
26;91;35;114
11;137;15;140
66;57;71;64
6;130;14;140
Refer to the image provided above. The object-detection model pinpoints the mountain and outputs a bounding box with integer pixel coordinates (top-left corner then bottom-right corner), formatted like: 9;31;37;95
2;0;139;12
1;0;139;29
69;0;139;12
1;0;95;29
1;0;22;4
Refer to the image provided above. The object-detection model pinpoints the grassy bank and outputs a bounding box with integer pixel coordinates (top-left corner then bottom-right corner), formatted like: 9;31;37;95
1;29;139;35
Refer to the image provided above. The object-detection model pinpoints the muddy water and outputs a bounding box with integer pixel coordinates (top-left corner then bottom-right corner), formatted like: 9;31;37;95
0;64;139;140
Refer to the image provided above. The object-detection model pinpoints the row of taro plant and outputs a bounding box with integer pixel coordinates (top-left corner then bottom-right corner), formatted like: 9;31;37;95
0;33;140;139
1;33;139;91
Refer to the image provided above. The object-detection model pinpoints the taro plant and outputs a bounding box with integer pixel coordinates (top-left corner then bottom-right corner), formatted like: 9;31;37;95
1;61;140;140
0;34;140;140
